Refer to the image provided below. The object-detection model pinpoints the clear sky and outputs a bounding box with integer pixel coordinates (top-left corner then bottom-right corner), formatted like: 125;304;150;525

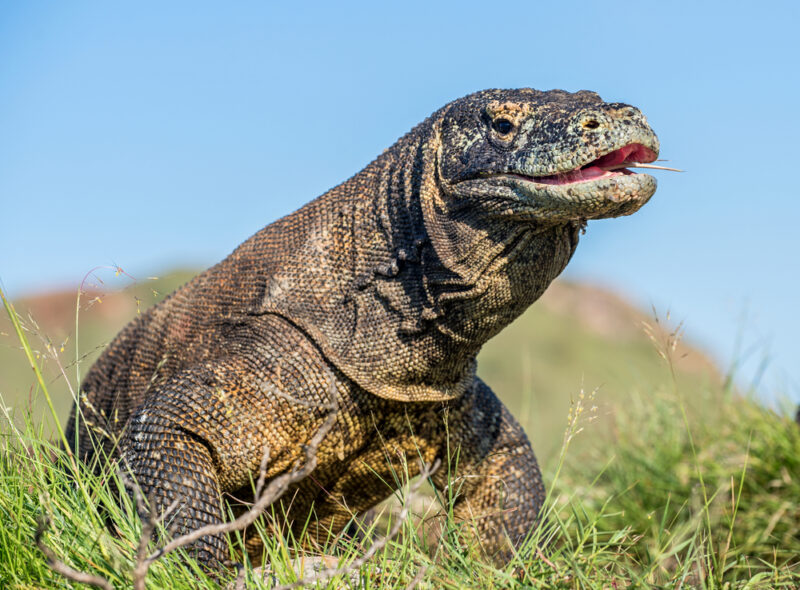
1;1;798;402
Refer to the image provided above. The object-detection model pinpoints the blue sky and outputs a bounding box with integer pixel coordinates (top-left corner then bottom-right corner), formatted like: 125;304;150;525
1;1;798;402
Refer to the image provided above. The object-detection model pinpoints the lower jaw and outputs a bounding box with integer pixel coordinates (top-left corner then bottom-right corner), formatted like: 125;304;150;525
515;174;657;221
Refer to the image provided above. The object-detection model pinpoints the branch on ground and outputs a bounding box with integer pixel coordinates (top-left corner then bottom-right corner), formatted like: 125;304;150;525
35;517;114;590
270;457;440;590
145;409;338;566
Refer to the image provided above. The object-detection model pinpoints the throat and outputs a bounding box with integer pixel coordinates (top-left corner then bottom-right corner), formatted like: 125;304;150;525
426;221;581;350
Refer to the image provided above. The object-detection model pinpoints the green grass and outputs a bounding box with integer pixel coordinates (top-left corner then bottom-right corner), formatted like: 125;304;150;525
1;278;799;588
0;269;197;430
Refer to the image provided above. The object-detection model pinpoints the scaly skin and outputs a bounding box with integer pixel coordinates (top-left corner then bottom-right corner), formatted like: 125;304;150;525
66;88;659;566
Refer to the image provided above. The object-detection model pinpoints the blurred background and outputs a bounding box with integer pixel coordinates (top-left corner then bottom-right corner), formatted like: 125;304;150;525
1;1;798;448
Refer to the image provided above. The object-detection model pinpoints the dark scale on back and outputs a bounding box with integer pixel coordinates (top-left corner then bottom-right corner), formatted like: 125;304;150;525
67;87;660;566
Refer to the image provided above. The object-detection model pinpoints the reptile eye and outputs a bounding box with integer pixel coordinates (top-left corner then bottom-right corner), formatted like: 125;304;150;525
492;118;514;135
583;119;600;129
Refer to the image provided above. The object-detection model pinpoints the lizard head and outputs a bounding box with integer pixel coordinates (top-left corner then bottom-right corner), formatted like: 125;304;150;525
436;88;660;223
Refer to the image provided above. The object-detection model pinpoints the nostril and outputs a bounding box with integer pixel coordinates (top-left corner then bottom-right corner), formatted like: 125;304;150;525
583;119;600;130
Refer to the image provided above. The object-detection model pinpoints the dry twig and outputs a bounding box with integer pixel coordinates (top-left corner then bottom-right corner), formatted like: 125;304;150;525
233;563;247;590
35;517;114;590
145;409;337;566
404;564;430;590
124;474;180;590
271;458;440;590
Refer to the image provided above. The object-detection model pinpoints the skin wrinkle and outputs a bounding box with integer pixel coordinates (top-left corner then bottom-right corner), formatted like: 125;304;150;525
66;88;659;566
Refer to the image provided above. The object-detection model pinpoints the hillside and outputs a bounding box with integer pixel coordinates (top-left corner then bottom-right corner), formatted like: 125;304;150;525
0;269;719;462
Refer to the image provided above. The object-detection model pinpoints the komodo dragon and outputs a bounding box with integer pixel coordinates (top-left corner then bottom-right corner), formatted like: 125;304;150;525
66;88;660;566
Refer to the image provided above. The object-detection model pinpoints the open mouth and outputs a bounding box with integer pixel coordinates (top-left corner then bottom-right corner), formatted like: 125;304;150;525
532;143;659;186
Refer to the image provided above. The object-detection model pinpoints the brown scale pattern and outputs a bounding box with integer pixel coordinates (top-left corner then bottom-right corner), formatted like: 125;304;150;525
66;88;659;566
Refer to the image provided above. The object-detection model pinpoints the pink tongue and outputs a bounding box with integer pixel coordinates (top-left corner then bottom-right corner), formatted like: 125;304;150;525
536;166;608;185
591;143;657;168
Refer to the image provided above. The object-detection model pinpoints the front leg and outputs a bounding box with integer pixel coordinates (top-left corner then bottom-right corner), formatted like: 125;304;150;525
123;406;229;565
120;350;336;567
120;360;259;567
432;378;545;563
